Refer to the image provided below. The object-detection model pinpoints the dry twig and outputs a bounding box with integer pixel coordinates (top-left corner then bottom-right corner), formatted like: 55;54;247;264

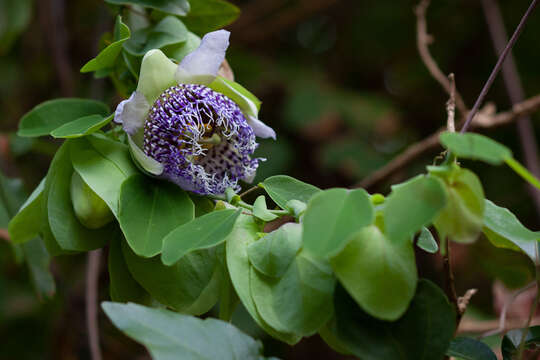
414;0;468;117
357;93;540;189
481;282;536;338
86;250;102;360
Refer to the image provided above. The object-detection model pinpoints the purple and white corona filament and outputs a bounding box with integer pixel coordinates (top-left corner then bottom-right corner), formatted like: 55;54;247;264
143;84;259;194
114;30;276;195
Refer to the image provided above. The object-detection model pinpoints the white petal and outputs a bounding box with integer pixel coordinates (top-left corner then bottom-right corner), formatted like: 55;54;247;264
175;30;230;85
248;116;276;140
114;91;150;135
128;135;164;176
137;49;177;104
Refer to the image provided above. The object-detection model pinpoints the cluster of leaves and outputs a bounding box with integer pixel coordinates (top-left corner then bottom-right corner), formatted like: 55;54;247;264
4;1;540;359
81;0;239;97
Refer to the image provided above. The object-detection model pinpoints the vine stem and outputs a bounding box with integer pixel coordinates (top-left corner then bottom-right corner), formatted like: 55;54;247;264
460;0;539;133
517;265;540;359
86;250;102;360
481;0;540;216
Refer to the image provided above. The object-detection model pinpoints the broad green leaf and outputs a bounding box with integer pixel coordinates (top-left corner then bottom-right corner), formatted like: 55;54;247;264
50;114;113;139
261;175;320;210
161;209;241;266
18;99;109;137
483;199;539;263
225;214;301;345
334;280;456;360
247;223;302;278
70;136;137;216
81;16;130;72
250;245;335;336
190;194;215;217
318;317;352;355
118;175;194;257
70;172;114;229
124;16;187;56
102;301;265;360
501;326;540;360
446;337;497;360
303;188;374;258
331;225;417;321
416;227;438;253
252;196;278;222
108;236;151;304
8;178;45;244
440;132;512;165
122;240;220;314
431;166;485;244
163;31;200;62
44;142;116;251
22;237;55;300
383;175;447;244
104;0;189;16
181;0;240;34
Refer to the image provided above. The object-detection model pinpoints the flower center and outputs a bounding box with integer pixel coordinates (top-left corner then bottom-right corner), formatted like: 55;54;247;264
143;84;259;195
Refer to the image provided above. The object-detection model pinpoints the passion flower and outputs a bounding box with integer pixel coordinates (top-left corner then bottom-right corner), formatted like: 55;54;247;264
114;30;275;195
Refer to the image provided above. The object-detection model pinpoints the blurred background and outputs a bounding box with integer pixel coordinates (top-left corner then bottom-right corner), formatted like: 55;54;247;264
1;0;540;358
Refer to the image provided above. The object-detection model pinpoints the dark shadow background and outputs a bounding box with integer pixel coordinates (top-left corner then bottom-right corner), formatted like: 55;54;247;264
1;0;540;358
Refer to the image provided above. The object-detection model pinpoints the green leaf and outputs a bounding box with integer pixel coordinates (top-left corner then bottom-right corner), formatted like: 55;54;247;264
70;136;137;216
163;31;200;62
383;174;447;244
8;178;45;244
440;132;512;165
247;223;302;278
318;317;352;355
18;99;110;137
505;157;540;191
431;166;485;244
124;16;188;56
331;225;417;321
101;301;265;360
21;237;56;300
161;209;241;266
252;196;278;222
502;326;540;360
303;188;374;258
122;240;220;314
446;337;497;360
104;0;190;16
250;240;336;336
81;16;130;73
334;279;456;360
50;114;113;139
261;175;320;210
225;213;301;345
70;172;115;229
44;142;117;251
417;227;438;253
181;0;240;34
108;236;151;304
483;199;539;263
118;175;194;257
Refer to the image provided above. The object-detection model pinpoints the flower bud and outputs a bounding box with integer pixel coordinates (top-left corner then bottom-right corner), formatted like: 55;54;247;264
70;172;114;229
